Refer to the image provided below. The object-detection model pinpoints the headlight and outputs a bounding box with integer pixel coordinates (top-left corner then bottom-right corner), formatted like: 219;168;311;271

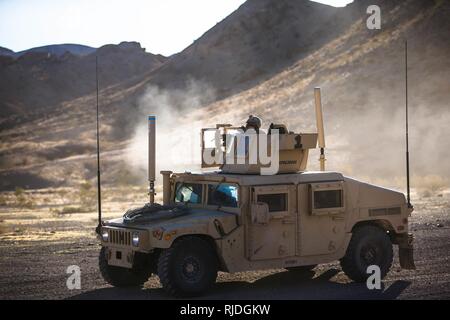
101;230;109;242
132;232;140;247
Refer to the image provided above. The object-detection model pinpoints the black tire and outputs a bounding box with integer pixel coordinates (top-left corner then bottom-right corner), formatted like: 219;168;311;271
99;247;152;287
286;265;317;272
157;236;218;297
340;225;393;282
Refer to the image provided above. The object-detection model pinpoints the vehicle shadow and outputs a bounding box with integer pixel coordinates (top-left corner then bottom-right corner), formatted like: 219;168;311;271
69;269;411;300
210;269;411;300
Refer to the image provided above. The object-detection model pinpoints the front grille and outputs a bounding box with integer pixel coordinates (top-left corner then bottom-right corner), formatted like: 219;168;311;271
108;229;132;246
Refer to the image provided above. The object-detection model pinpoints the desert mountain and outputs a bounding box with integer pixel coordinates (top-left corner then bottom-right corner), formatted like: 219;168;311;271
200;0;450;181
0;0;449;191
0;42;167;119
139;0;359;99
2;44;97;58
0;47;15;57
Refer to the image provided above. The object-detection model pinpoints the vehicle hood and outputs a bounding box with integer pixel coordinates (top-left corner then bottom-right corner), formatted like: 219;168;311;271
104;206;238;231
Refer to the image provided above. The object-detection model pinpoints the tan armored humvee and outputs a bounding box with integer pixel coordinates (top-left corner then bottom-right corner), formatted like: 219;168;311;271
98;90;415;297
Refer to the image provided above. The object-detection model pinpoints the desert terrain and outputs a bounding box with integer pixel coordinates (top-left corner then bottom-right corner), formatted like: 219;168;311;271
0;0;449;299
0;187;449;300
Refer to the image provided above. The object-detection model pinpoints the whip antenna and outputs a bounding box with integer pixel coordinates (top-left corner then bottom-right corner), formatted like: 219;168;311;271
95;56;102;234
148;116;156;204
405;41;412;208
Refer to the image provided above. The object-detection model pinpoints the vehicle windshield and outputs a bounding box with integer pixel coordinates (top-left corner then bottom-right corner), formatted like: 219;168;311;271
174;183;202;204
208;183;238;208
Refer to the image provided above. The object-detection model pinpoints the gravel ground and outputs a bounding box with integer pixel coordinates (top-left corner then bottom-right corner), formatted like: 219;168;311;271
0;193;449;300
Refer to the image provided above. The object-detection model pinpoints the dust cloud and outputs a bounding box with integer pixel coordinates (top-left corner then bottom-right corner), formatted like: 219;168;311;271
308;85;450;194
124;64;449;196
125;80;216;185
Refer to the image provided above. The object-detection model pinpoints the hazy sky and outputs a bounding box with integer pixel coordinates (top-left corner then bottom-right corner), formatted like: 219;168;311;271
0;0;353;56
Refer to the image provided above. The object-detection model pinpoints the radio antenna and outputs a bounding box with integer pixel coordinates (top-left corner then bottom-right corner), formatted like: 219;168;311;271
405;41;412;208
314;87;326;171
95;55;102;234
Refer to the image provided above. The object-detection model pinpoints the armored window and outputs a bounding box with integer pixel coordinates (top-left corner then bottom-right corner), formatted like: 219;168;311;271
309;182;345;215
174;183;203;204
257;193;287;212
313;190;343;209
207;184;238;208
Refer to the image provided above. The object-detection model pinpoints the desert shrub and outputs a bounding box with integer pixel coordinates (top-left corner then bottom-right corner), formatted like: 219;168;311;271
79;181;96;208
24;201;34;209
60;207;81;214
0;194;7;206
51;206;91;217
14;187;34;209
60;206;90;214
14;187;24;197
57;189;69;204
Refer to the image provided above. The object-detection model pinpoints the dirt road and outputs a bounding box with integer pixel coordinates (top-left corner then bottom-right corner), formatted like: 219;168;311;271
0;192;449;300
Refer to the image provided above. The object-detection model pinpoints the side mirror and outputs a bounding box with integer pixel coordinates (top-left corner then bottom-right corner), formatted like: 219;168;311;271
251;202;270;225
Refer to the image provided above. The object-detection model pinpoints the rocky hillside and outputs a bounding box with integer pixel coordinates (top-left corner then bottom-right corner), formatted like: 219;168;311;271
0;42;167;119
138;0;359;99
200;0;450;183
0;47;15;57
10;44;96;58
0;0;449;191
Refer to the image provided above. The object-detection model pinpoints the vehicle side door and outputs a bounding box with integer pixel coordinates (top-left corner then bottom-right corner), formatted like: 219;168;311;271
247;185;297;260
297;181;347;256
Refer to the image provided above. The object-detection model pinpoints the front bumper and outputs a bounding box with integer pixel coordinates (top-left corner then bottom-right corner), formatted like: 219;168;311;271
100;226;150;269
104;246;134;268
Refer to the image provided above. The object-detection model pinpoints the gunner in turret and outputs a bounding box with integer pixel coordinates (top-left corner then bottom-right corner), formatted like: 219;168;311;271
243;115;262;133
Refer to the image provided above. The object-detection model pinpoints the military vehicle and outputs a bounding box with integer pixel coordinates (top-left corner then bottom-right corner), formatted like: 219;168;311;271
97;88;415;297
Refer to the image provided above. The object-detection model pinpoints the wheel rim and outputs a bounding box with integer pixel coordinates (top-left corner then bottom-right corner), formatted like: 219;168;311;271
360;244;381;266
181;255;202;283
